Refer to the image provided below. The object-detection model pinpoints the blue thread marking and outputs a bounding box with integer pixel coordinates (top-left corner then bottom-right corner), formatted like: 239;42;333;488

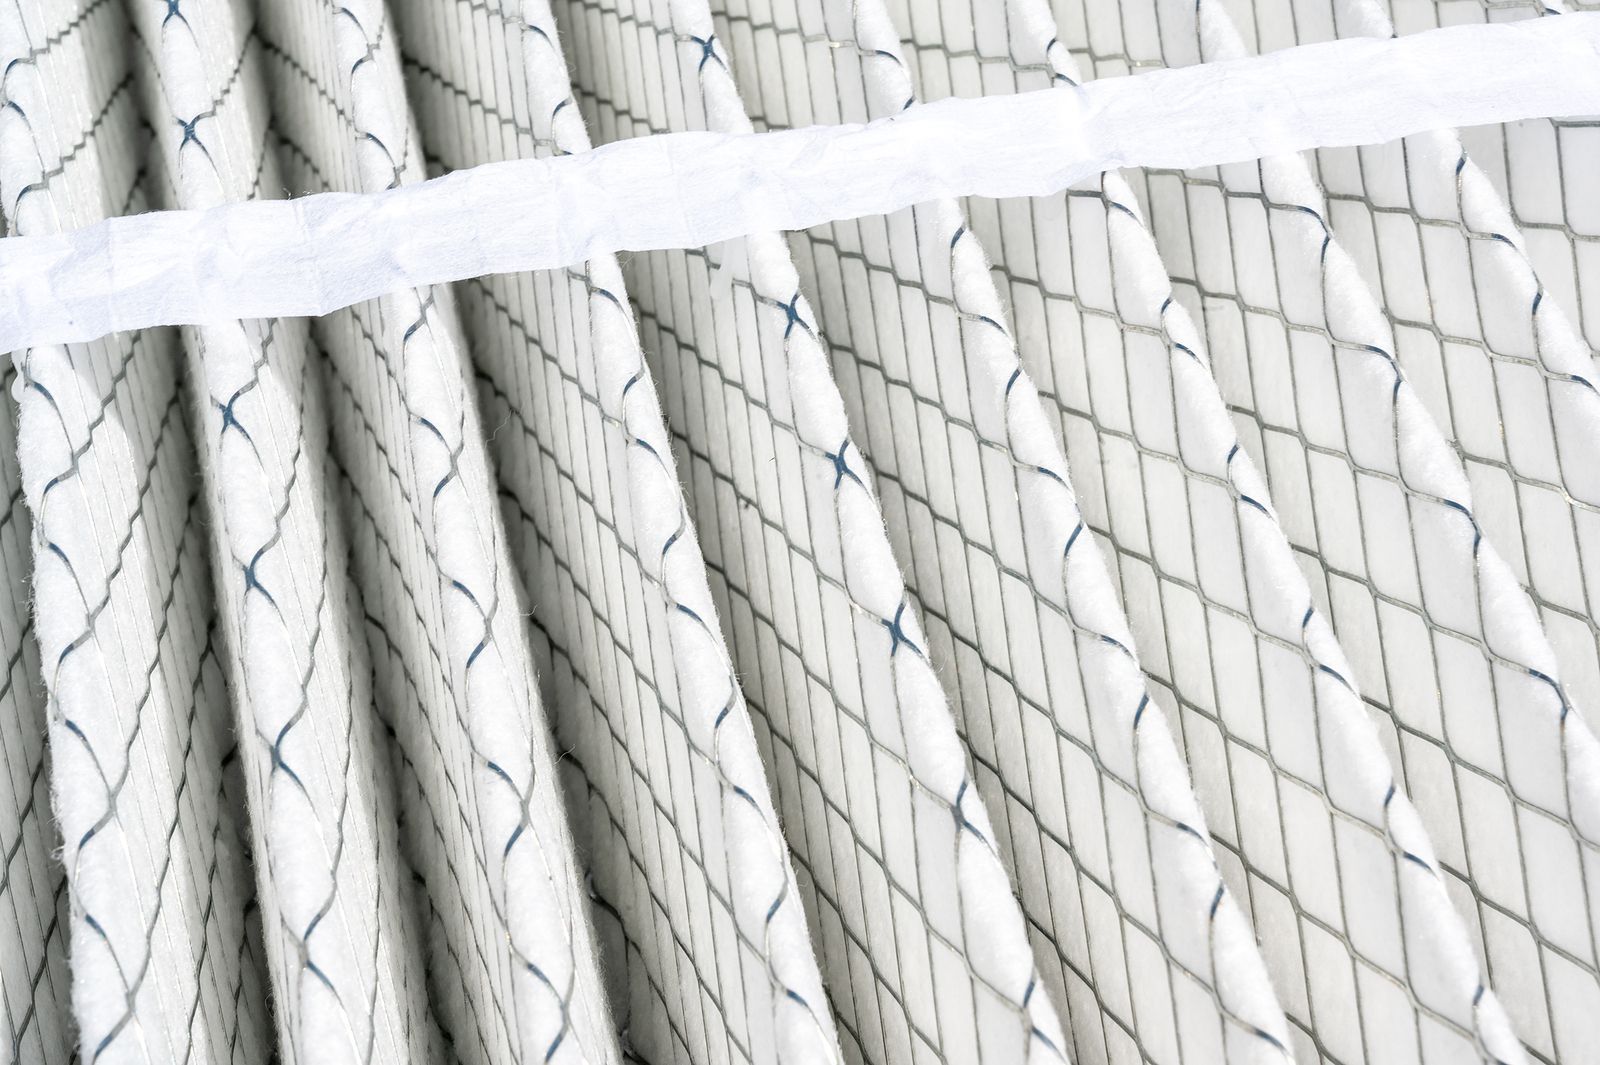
1030;1025;1063;1057
690;34;722;71
270;737;304;790
828;440;862;488
300;959;339;991
952;779;989;844
402;306;431;346
217;396;254;446
1290;203;1327;228
1252;1027;1288;1053
450;579;481;611
503;821;525;858
243;551;278;608
884;602;922;657
1238;494;1270;516
1098;632;1132;656
1064;522;1084;559
780;292;808;338
1174;821;1206;844
485;760;517;789
1400;851;1435;874
1439;498;1483;551
1315;662;1354;692
1525;666;1571;722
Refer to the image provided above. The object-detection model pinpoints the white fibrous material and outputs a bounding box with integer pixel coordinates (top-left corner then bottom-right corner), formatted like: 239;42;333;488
0;0;1596;1063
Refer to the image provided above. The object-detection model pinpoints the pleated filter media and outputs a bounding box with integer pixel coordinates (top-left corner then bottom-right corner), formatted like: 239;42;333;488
0;0;1596;1063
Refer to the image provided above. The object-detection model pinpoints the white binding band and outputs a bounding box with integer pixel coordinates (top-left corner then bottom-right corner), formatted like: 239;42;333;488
1;14;1597;352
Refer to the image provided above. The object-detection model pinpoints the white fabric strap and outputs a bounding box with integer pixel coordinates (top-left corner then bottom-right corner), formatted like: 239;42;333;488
1;13;1597;351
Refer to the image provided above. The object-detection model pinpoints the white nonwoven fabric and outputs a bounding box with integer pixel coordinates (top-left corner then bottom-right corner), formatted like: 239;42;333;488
1;16;1599;353
0;0;1597;1063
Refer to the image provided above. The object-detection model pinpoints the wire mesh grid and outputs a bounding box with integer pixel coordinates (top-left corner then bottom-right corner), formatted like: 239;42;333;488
254;2;618;1061
392;2;844;1063
546;0;1089;1059
696;4;1313;1065
0;3;274;1063
691;0;1600;1055
0;349;70;1065
1;0;1597;1061
925;0;1600;1058
129;4;446;1063
388;4;851;1055
1119;0;1598;1060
